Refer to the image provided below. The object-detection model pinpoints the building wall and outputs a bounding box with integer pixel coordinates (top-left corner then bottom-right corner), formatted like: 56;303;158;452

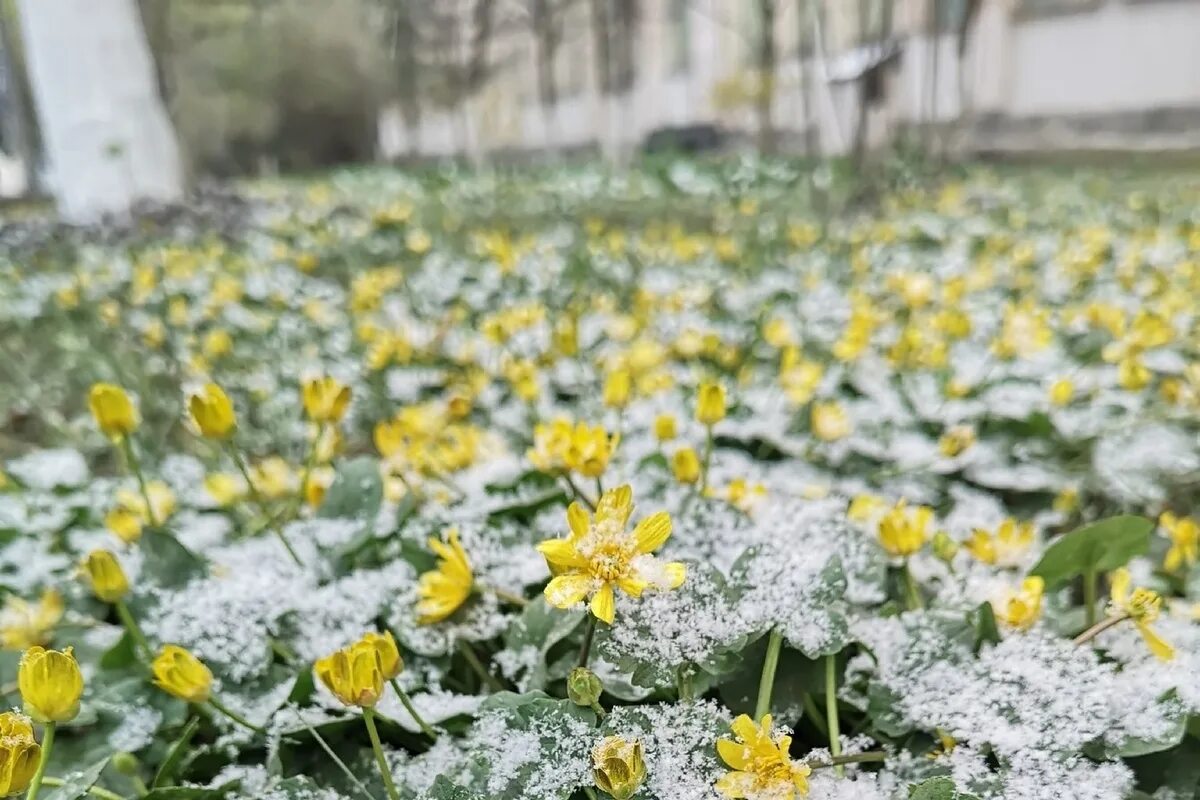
378;0;1200;160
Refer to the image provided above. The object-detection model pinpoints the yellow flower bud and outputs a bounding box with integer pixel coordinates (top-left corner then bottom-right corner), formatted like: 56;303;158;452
151;645;213;704
106;507;144;544
302;376;351;424
188;383;237;439
994;576;1044;630
695;382;726;426
877;500;933;558
359;631;403;681
80;550;129;603
315;641;385;708
1048;378;1074;406
811;401;852;442
18;646;83;723
603;370;632;410
0;711;40;796
592;736;647;800
88;383;138;438
672;447;700;484
653;414;677;442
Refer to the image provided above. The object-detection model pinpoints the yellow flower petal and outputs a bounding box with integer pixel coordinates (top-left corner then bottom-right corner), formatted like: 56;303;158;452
544;574;593;609
590;582;616;624
536;539;588;569
1137;621;1175;661
633;511;672;554
567;502;590;538
716;739;752;771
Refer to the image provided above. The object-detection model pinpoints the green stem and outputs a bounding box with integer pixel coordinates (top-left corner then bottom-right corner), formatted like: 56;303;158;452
802;692;829;738
902;560;923;611
807;751;887;770
295;423;323;515
25;721;54;800
677;666;694;702
228;444;304;567
306;723;379;800
206;697;265;734
456;640;504;693
388;678;437;740
489;587;529;608
1083;567;1097;628
755;628;783;720
562;474;597;511
577;614;598;669
582;788;601;800
1073;613;1128;646
825;654;843;778
152;716;199;788
120;437;158;527
362;708;401;800
114;600;151;659
700;426;714;493
38;777;125;800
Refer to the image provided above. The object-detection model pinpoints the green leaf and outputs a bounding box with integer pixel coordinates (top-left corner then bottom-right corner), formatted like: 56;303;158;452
42;758;109;800
972;602;1001;652
318;457;383;521
908;776;979;800
141;783;239;800
1030;515;1154;588
139;530;206;588
502;598;584;691
152;716;200;788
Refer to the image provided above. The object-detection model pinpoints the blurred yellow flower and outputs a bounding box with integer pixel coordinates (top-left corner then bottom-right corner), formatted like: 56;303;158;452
994;576;1044;630
672;447;700;484
0;590;63;651
89;383;138;438
653;414;677;442
417;528;474;624
696;382;727;427
1159;512;1199;573
188;383;237;439
878;501;933;558
1108;568;1173;661
811;401;851;442
302;376;351;424
965;519;1035;567
527;418;619;478
152;645;213;703
80;550;129;603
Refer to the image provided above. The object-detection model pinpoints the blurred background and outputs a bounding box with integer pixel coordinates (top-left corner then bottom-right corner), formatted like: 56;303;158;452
1;0;1198;220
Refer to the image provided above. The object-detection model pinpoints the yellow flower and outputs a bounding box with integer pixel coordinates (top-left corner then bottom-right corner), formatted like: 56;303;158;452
0;590;63;651
151;645;213;703
18;646;83;723
1159;512;1199;573
603;370;632;409
204;473;246;507
537;486;685;625
302;376;351;424
109;481;176;539
527;418;619;478
250;457;297;500
847;494;885;524
1109;568;1173;661
810;401;851;442
715;714;811;799
1053;486;1079;514
1048;378;1075;406
188;383;237;439
417;528;474;624
359;631;403;681
80;550;129;603
0;711;40;796
315;640;385;708
592;736;647;800
994;576;1044;630
1117;356;1151;391
653;414;677;442
696;382;727;427
938;424;976;457
878;500;933;558
964;519;1035;567
88;383;138;438
672;447;700;484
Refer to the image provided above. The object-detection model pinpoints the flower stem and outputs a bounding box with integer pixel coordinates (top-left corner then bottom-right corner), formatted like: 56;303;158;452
26;722;55;800
39;777;125;800
582;788;600;800
306;722;379;800
755;628;782;720
362;708;401;800
1073;613;1128;647
228;444;303;567
114;600;151;659
700;426;714;493
802;692;829;738
807;751;886;770
388;678;437;740
206;697;265;734
902;560;923;611
677;665;694;702
456;640;504;692
1083;567;1098;628
577;614;598;669
120;436;158;527
825;654;843;778
489;587;529;608
562;474;597;511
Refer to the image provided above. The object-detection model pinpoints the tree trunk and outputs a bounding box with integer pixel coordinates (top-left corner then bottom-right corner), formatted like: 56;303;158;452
0;0;37;192
755;0;776;155
16;0;184;222
532;0;561;154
